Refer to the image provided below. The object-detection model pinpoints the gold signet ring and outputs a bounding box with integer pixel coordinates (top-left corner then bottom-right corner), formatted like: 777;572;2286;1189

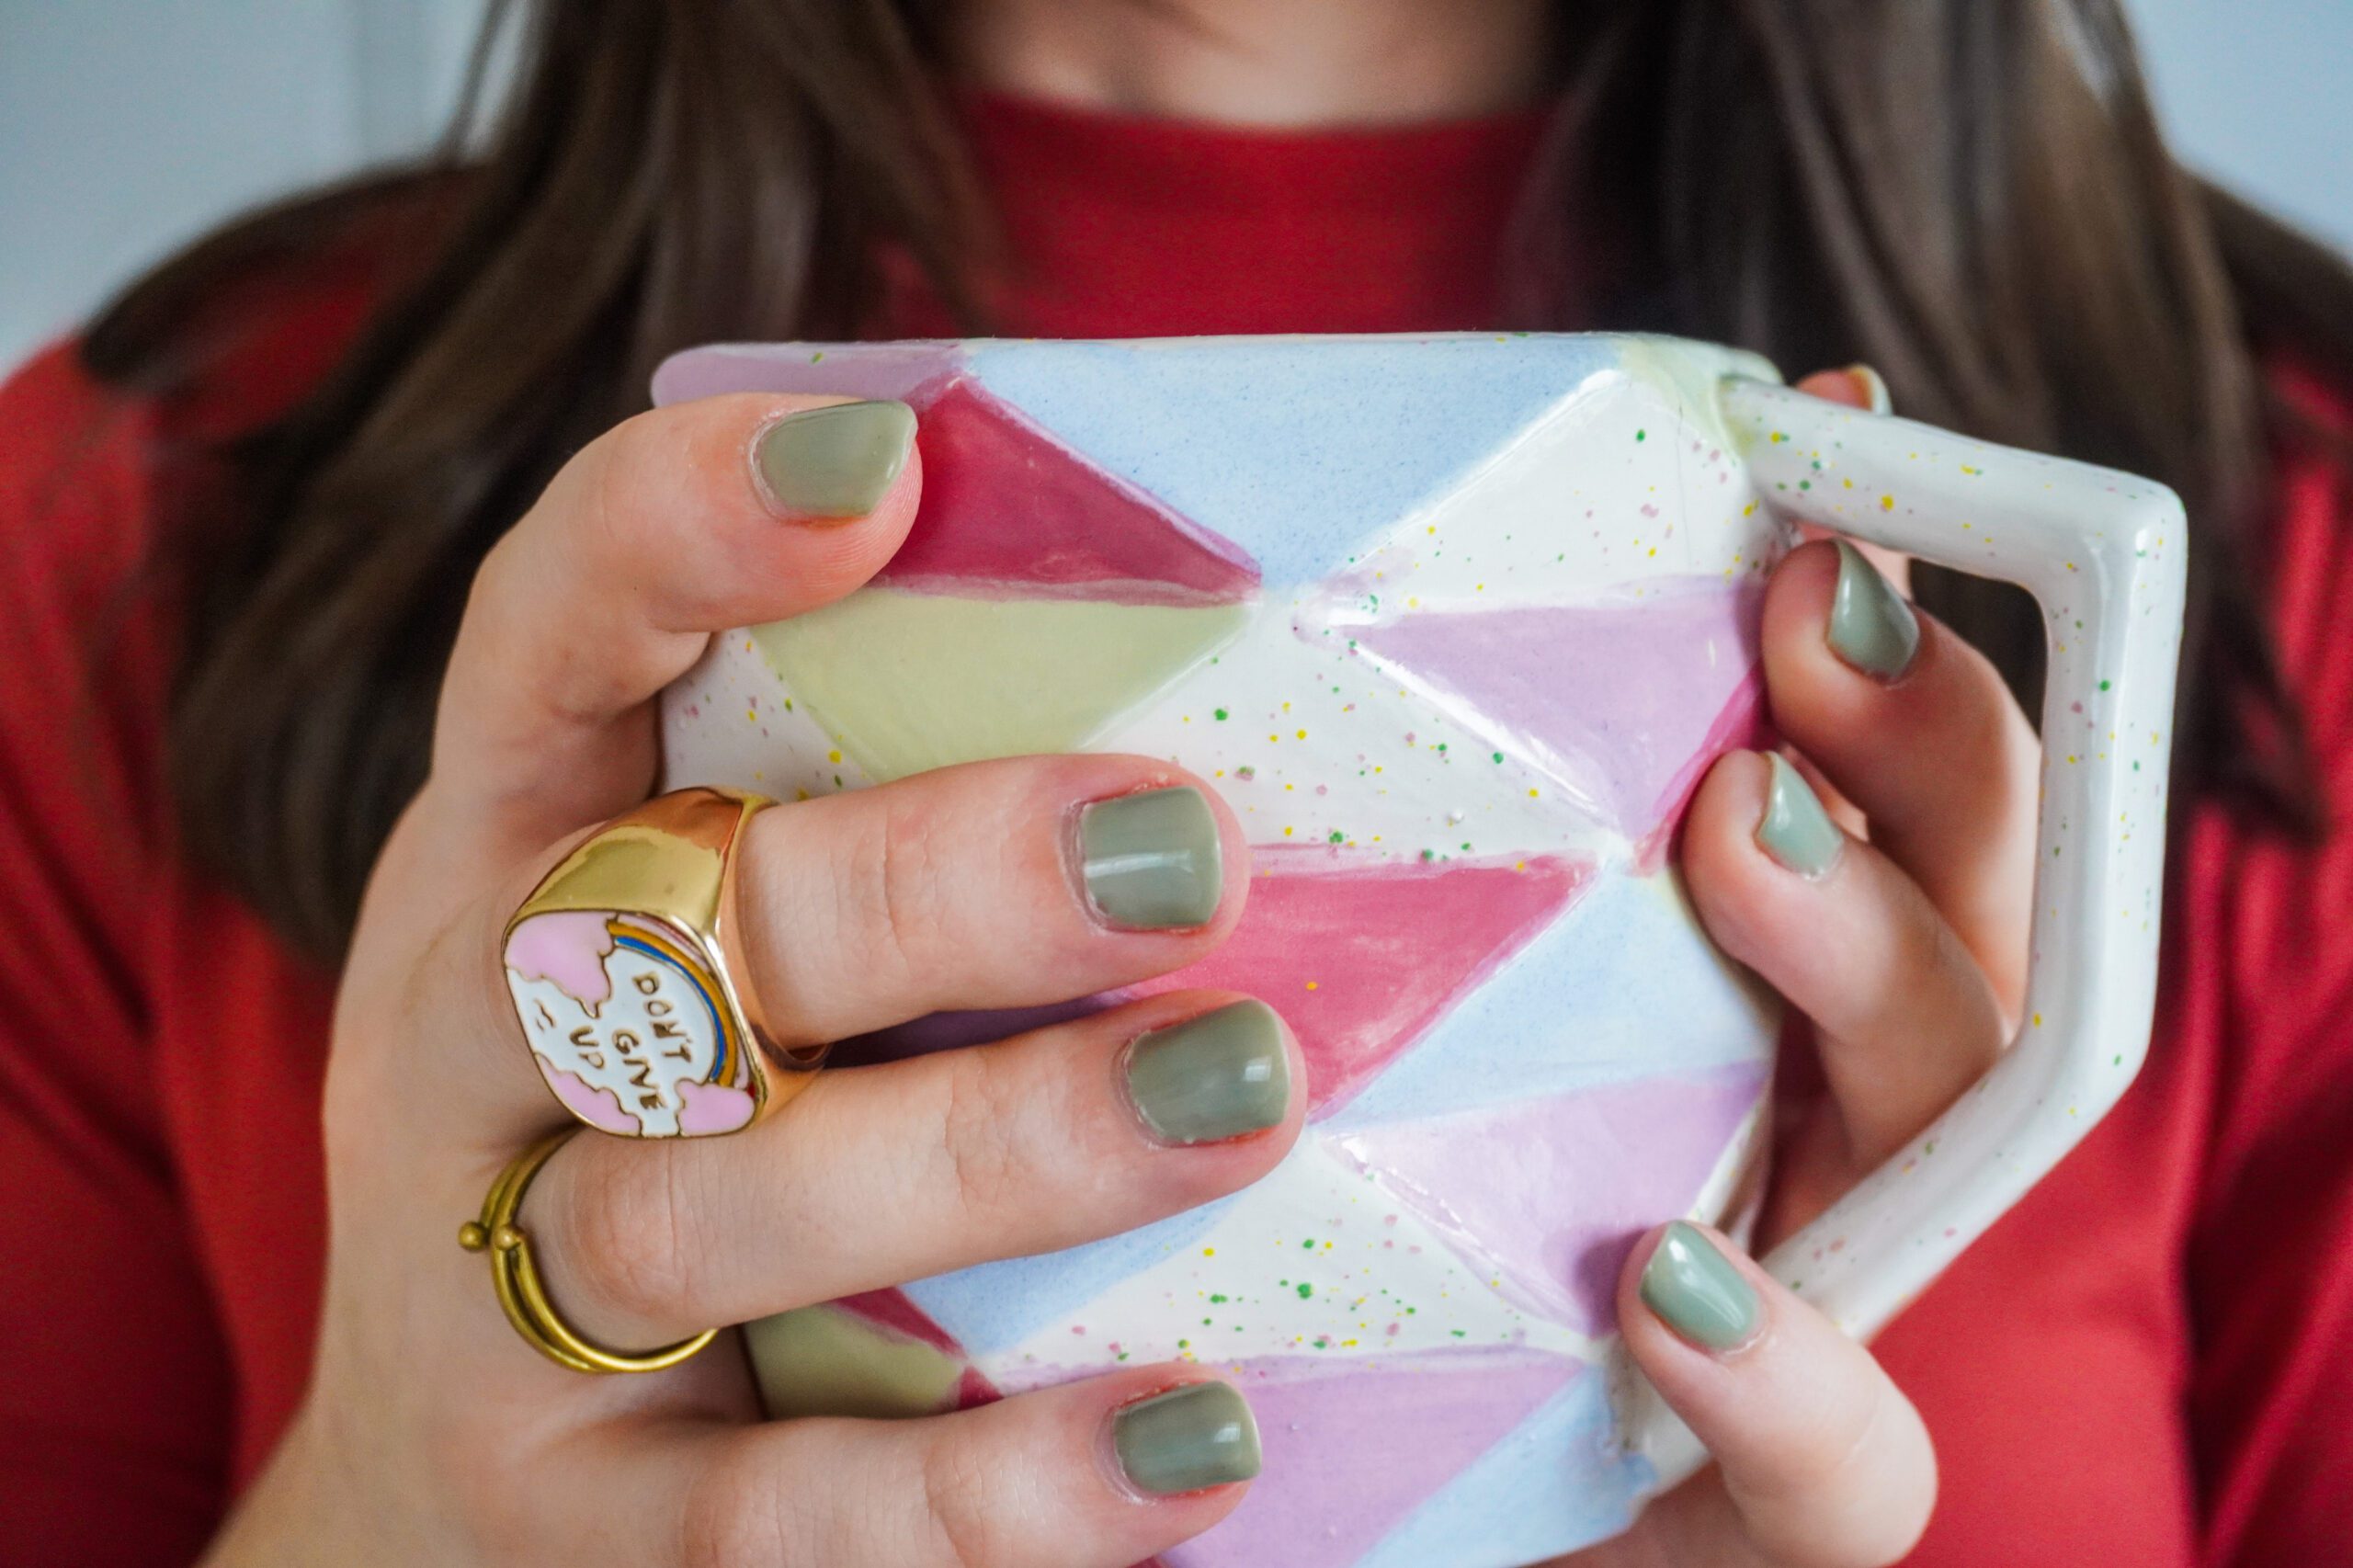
502;787;818;1138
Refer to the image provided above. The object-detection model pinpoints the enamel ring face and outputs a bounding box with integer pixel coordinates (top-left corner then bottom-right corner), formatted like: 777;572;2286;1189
502;787;817;1138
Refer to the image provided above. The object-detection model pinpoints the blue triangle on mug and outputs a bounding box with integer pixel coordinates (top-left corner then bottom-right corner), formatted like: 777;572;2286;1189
965;335;1620;587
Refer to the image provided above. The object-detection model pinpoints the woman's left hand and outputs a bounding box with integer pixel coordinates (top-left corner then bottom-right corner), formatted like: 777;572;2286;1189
1556;369;2042;1568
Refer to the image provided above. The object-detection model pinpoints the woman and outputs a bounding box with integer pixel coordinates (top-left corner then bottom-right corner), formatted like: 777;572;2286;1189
5;1;2351;1562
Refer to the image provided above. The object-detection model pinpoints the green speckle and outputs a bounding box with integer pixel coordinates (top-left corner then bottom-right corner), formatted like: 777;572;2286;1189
1213;708;1229;722
2113;1053;2124;1066
1302;1239;1315;1250
1450;1329;1467;1338
1491;751;1505;763
1209;1293;1228;1304
1635;429;1647;442
810;350;824;363
1328;830;1345;845
1297;1282;1315;1299
2099;679;2112;691
1419;848;1436;862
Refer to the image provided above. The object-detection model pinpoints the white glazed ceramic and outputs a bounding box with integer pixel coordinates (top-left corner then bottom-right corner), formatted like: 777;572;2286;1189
650;335;2186;1567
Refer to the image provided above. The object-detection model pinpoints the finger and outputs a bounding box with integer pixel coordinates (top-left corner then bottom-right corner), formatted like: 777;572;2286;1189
460;752;1250;1147
1617;1223;1935;1568
530;988;1302;1345
658;1370;1259;1568
1756;539;2039;1015
1791;366;1889;417
431;393;922;849
734;754;1252;1047
1681;751;2006;1167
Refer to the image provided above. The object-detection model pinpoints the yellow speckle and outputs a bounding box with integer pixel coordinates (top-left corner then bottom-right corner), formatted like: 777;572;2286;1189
2033;1013;2044;1028
1296;729;1308;740
1879;494;1896;512
1427;525;1437;535
1528;787;1540;798
1306;980;1320;992
1203;1247;1215;1257
826;749;842;764
1283;826;1295;837
1842;478;1855;489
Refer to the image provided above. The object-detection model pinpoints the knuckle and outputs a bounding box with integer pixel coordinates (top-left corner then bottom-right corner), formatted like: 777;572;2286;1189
932;1048;1037;1234
876;793;954;978
1741;1369;1897;1513
548;1142;700;1326
919;1433;1006;1568
679;1441;799;1568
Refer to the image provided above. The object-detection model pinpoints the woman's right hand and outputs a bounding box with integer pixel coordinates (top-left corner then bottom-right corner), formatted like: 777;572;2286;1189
202;395;1303;1567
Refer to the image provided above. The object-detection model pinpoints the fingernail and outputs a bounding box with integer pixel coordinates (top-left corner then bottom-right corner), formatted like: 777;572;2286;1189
1639;1221;1761;1352
1756;754;1844;878
1112;1381;1262;1495
1827;540;1920;679
1078;787;1223;929
1846;363;1893;416
755;400;916;519
1125;1001;1291;1145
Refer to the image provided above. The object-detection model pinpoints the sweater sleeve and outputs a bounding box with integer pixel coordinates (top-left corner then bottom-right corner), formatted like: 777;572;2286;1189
2186;369;2353;1566
0;341;238;1565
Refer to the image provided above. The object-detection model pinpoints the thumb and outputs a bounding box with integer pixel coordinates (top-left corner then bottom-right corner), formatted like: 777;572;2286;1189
1612;1222;1937;1568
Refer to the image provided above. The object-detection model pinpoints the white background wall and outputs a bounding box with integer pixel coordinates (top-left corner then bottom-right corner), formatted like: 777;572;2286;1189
2;0;2347;373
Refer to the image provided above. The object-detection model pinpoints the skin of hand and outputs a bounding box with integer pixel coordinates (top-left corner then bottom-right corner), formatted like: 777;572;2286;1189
201;393;1311;1568
1552;369;2040;1568
198;370;2028;1568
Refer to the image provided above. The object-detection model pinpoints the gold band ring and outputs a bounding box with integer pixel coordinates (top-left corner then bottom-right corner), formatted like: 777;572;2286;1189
502;786;823;1139
459;1129;718;1374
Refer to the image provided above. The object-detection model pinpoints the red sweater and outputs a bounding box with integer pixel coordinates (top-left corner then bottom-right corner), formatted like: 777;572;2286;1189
5;94;2352;1567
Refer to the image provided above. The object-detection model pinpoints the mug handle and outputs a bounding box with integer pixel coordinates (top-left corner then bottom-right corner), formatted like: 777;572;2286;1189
1628;376;2189;1485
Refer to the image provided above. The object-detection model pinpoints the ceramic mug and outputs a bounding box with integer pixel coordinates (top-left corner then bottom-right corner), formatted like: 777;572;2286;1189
650;334;2185;1567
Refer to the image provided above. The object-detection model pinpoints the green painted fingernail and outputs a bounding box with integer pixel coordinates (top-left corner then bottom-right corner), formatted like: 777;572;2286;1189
1113;1381;1262;1494
1639;1221;1761;1351
1079;787;1223;929
755;400;916;518
1126;1001;1290;1145
1827;540;1919;679
1756;754;1844;878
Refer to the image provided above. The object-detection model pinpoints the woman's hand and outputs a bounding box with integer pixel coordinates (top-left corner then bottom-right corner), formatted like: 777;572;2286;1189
1559;369;2041;1568
202;394;1303;1567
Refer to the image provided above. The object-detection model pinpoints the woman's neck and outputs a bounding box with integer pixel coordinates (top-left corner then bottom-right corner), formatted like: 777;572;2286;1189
950;0;1556;127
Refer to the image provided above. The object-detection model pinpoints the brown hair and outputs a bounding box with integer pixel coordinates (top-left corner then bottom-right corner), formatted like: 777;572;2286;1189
81;0;2353;960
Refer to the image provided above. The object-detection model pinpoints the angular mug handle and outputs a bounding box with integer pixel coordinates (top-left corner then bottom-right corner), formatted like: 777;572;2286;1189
1628;377;2189;1485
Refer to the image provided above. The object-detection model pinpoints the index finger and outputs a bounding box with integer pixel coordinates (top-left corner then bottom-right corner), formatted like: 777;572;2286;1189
429;392;920;855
